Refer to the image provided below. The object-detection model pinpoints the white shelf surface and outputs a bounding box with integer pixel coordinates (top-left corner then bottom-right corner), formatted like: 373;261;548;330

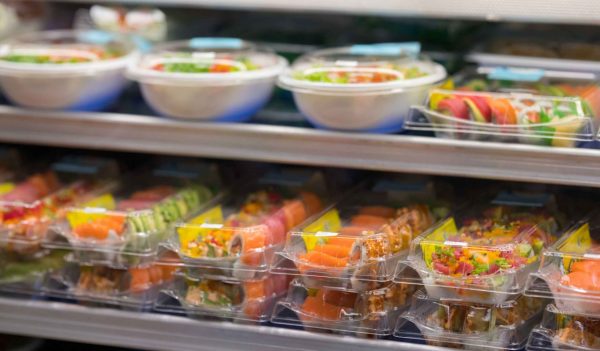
56;0;600;25
0;105;599;187
0;297;447;351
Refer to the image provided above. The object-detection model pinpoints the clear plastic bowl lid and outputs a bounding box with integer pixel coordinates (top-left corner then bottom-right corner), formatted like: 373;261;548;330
128;37;287;84
0;29;136;74
279;43;447;92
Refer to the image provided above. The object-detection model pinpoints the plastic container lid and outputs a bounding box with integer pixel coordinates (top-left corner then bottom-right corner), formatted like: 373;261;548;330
271;278;415;337
279;43;447;94
271;179;447;291
395;290;546;350
528;304;600;351
127;38;287;85
154;273;289;323
0;250;67;295
395;193;562;304
0;30;136;76
525;211;600;316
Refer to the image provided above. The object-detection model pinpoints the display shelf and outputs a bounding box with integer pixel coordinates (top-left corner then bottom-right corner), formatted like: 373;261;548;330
0;297;446;351
56;0;600;25
0;105;599;187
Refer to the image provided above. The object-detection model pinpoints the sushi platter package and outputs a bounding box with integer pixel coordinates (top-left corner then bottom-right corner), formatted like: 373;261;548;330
41;257;177;311
154;272;290;323
162;171;327;281
405;87;594;148
271;278;416;337
43;161;220;267
395;192;562;304
524;211;600;316
395;290;546;350
528;305;600;351
278;43;447;133
270;179;448;291
0;29;136;111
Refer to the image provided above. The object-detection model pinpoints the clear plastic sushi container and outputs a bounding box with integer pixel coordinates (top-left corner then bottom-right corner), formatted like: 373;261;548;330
0;29;136;111
43;162;220;268
278;43;447;133
162;176;327;281
127;37;287;121
395;194;562;304
528;305;600;351
41;257;177;311
154;272;289;323
271;278;416;338
0;156;119;258
270;179;447;292
395;290;546;350
524;211;600;316
406;88;594;148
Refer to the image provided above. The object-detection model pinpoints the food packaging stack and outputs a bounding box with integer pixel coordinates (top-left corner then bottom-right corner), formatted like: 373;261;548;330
394;192;563;349
39;161;219;311
525;212;600;350
269;179;449;338
154;171;328;323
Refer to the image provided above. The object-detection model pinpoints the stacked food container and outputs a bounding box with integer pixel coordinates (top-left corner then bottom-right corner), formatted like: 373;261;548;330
394;192;564;349
39;161;219;310
153;170;328;323
525;212;600;350
269;179;448;338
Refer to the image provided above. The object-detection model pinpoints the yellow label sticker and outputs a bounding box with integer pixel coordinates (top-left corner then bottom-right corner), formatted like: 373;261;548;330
178;206;224;249
83;193;116;210
302;209;342;251
66;209;112;228
421;217;458;267
0;182;14;196
560;223;591;273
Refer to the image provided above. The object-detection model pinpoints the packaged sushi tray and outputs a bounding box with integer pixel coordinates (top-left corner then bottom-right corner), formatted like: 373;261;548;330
0;29;136;111
395;192;562;304
524;211;600;316
43;162;220;267
127;37;287;120
271;278;416;338
395;290;546;350
405;86;594;148
528;305;600;351
278;43;447;133
162;172;327;281
270;178;449;291
154;272;290;323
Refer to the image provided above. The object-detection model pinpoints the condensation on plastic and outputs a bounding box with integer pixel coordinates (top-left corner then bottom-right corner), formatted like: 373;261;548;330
394;290;546;350
126;38;287;120
154;273;289;323
525;211;600;316
271;278;416;338
0;30;136;110
394;197;562;304
278;45;446;133
406;89;594;148
528;304;600;351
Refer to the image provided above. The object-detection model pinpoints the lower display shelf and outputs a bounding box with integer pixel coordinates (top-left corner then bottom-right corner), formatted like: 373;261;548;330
0;297;447;351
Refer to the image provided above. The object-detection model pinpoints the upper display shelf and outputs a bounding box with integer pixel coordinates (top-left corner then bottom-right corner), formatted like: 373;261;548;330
55;0;600;25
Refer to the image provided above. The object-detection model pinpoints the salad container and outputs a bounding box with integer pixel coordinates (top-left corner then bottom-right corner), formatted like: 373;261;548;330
43;163;219;267
271;278;415;338
395;290;546;350
278;43;446;133
406;88;594;148
0;29;136;111
127;38;287;121
395;194;562;304
524;212;600;316
271;179;446;291
163;176;326;281
528;305;600;351
154;273;289;323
